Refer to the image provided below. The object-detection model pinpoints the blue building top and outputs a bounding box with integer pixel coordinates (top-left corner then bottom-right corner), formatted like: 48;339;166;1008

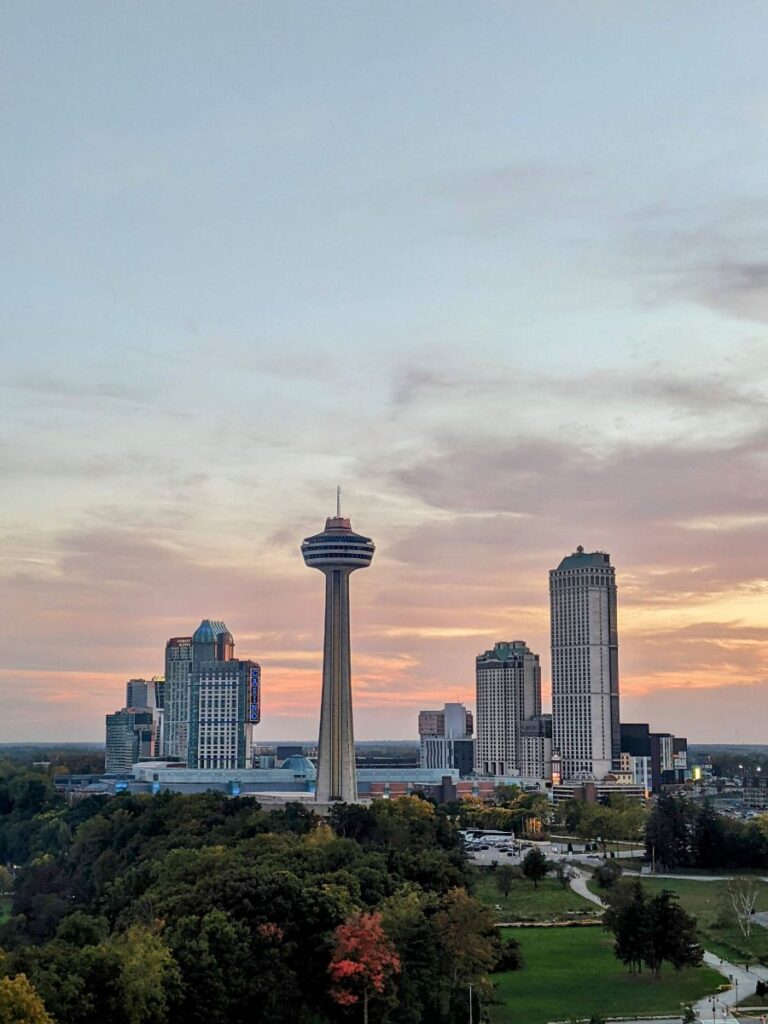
192;619;231;643
278;755;317;775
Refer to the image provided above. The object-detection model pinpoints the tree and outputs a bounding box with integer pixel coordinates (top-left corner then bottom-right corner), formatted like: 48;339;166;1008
603;883;702;978
593;860;622;889
0;867;11;893
521;847;548;889
0;973;54;1024
493;936;523;972
551;861;576;890
328;911;401;1024
495;864;517;898
112;925;179;1024
726;877;761;941
645;794;694;871
692;801;727;869
603;880;650;974
433;888;499;1014
644;890;703;977
682;1006;697;1023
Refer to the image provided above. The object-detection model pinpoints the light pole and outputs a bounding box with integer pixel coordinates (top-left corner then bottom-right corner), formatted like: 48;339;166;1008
468;983;473;1024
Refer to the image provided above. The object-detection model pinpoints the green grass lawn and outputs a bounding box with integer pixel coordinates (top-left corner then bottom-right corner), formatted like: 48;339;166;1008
641;877;768;964
490;926;723;1024
474;870;595;922
587;874;768;964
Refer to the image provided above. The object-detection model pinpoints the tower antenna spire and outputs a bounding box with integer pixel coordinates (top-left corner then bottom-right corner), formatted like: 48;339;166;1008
336;485;341;518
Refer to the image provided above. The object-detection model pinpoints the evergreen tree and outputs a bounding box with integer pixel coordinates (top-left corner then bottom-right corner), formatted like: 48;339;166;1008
644;794;693;870
692;801;727;869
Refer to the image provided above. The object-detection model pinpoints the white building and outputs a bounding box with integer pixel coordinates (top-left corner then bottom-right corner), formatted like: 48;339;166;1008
550;547;620;781
619;752;652;794
419;702;474;775
475;641;540;777
186;620;261;771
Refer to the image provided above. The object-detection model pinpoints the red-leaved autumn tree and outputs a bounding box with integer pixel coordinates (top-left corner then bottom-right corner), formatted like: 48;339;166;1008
328;911;401;1024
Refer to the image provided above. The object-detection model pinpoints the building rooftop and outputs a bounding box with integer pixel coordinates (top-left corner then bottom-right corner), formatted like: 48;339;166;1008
477;641;534;662
554;547;612;572
192;619;232;643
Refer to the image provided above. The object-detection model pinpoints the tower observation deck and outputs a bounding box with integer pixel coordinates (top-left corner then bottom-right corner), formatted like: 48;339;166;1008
301;495;374;802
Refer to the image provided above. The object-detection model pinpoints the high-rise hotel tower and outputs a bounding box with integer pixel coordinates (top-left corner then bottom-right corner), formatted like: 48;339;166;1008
550;547;620;781
475;641;541;777
302;495;374;803
163;620;260;769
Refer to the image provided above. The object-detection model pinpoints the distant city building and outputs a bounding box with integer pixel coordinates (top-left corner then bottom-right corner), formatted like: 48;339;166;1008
276;744;304;761
187;619;261;770
620;722;652;794
520;713;553;781
105;676;165;770
105;709;157;773
418;705;473;739
744;774;768;810
164;636;193;759
550;547;620;781
125;677;164;709
620;723;687;793
475;641;541;777
650;732;688;790
419;702;474;777
551;779;647;805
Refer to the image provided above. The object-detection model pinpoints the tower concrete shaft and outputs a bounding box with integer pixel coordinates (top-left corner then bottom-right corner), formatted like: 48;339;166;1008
318;567;356;801
302;511;374;804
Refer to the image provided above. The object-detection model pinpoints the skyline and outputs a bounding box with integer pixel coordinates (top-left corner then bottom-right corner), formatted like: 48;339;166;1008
2;3;768;743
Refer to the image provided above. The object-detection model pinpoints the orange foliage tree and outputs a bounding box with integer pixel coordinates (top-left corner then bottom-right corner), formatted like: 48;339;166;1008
328;911;401;1024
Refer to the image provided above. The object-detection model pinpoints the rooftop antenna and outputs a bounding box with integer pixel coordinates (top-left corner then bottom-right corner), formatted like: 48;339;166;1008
336;485;342;518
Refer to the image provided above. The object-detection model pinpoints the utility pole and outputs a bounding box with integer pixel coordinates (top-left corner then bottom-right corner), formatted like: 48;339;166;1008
469;983;473;1024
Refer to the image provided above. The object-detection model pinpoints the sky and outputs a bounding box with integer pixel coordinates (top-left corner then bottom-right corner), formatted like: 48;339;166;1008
2;1;768;743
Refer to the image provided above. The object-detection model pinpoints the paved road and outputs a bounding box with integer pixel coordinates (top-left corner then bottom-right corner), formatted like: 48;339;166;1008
569;867;606;907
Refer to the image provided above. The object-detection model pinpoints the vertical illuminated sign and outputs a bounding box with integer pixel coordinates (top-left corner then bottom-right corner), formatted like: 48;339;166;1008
248;666;260;724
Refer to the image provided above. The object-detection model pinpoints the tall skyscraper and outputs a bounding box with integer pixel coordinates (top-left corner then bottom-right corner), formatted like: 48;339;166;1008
186;619;261;770
164;636;193;758
475;641;541;777
301;495;374;803
550;546;620;781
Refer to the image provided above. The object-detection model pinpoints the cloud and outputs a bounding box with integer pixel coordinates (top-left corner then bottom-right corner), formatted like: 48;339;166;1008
626;199;768;324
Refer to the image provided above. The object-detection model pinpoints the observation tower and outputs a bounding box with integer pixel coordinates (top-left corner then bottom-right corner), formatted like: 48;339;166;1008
301;490;375;802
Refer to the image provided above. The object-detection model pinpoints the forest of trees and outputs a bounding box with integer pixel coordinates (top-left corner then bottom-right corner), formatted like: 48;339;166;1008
0;760;510;1024
645;793;768;870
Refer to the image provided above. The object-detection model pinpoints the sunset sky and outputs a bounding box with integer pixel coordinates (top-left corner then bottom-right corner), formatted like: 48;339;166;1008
2;2;768;743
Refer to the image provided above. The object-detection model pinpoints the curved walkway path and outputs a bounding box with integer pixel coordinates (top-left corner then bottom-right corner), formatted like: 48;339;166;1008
567;869;768;1022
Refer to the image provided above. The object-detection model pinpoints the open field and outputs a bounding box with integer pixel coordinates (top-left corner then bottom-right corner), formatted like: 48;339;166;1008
490;926;723;1024
474;870;594;921
641;876;768;964
589;875;768;963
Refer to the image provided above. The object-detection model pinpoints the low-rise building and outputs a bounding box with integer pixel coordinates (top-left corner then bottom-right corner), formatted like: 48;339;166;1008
744;775;768;810
419;702;475;777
